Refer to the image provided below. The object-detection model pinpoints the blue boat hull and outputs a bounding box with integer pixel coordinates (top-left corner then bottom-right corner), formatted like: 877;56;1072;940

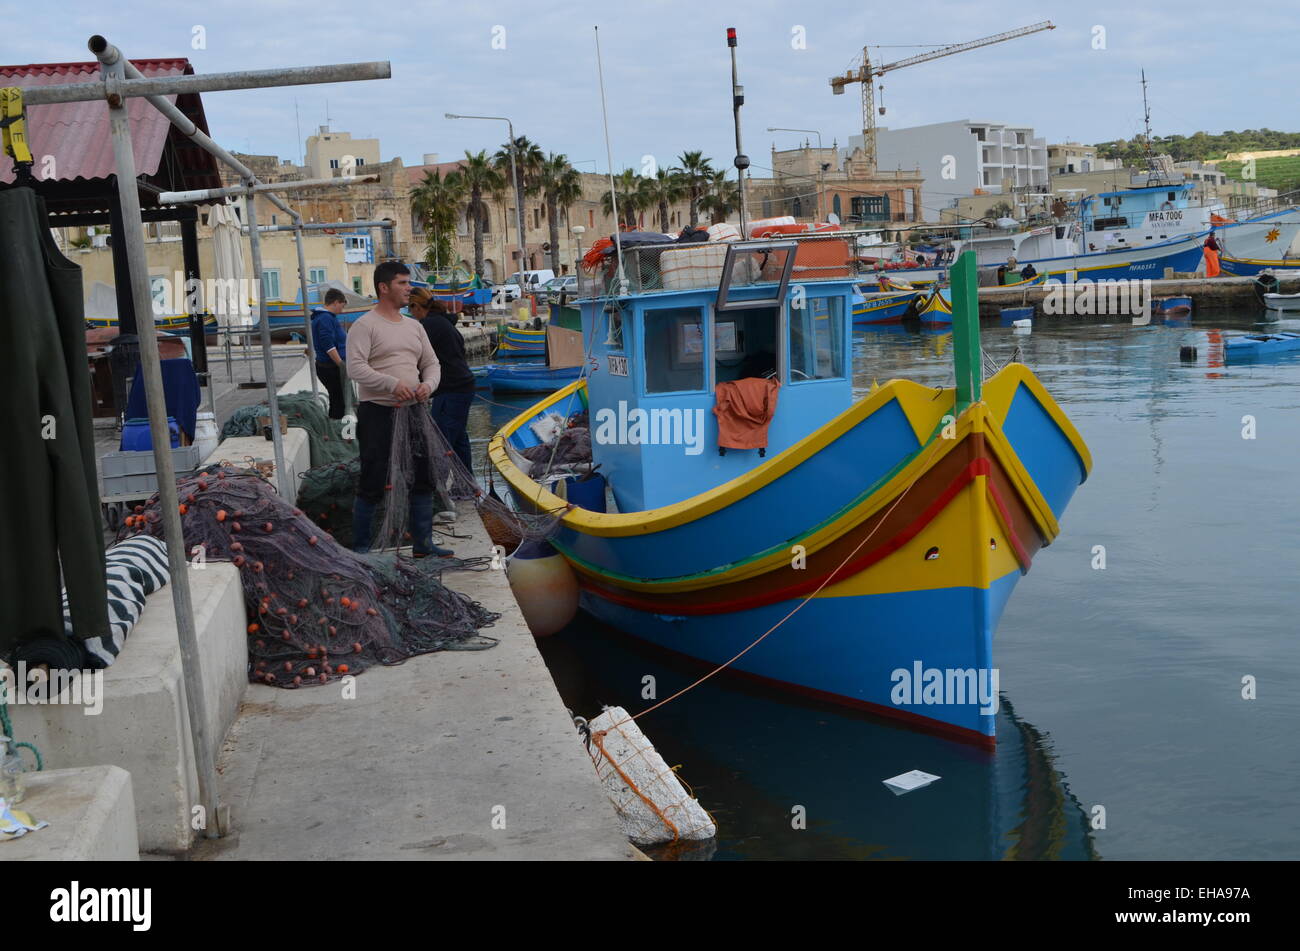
1224;331;1300;361
1027;234;1208;282
581;570;1020;743
852;291;918;324
488;363;582;393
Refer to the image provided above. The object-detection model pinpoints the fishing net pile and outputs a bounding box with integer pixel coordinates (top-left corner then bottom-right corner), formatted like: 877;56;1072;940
296;458;374;550
219;391;355;468
113;396;569;686
116;465;500;687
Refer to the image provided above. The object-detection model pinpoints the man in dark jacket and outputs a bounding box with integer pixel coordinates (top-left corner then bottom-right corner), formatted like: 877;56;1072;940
310;288;349;419
410;288;476;473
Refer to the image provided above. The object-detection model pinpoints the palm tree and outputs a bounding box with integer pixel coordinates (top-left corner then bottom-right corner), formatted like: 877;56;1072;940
536;153;583;273
409;167;466;270
698;169;741;225
641;167;685;233
601;169;643;230
457;150;505;279
674;150;715;227
494;135;545;261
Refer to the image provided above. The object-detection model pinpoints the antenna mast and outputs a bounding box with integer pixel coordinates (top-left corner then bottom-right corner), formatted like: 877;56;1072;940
1141;70;1165;185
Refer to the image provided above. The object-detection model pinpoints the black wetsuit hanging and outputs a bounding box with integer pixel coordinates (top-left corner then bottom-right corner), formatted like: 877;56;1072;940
0;187;109;669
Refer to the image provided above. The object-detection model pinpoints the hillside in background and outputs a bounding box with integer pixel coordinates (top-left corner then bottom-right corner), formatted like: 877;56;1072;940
1094;129;1300;196
1215;156;1300;195
1094;129;1300;164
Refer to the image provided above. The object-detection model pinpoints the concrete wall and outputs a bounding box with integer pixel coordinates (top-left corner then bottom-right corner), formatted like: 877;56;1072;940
9;564;247;853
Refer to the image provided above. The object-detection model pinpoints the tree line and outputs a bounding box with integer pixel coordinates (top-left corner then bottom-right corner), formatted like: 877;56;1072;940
1094;128;1300;165
409;143;741;278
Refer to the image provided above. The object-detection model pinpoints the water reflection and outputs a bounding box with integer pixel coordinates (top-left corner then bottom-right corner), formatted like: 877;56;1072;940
540;613;1099;861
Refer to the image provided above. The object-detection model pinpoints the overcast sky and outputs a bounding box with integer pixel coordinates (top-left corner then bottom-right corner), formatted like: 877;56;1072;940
6;0;1294;205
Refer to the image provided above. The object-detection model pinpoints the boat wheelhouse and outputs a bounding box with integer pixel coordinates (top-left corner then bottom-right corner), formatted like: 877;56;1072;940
489;239;1092;746
1078;182;1220;250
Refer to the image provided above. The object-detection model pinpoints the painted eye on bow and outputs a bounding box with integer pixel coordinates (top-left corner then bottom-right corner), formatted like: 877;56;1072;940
925;546;940;561
990;538;997;550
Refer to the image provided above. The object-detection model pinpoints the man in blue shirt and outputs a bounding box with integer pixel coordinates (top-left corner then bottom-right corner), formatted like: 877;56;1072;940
311;288;348;419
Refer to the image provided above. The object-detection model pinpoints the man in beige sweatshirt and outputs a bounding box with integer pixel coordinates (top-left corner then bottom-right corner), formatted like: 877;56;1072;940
346;261;451;556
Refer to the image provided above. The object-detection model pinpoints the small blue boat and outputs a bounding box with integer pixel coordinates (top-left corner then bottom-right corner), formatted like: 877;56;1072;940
1152;296;1192;315
1224;331;1300;361
999;306;1034;325
488;362;583;394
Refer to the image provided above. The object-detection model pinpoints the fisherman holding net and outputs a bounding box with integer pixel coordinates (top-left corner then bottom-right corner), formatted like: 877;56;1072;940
346;262;453;557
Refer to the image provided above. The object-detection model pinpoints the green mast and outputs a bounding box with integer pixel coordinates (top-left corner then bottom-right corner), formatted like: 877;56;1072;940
950;249;982;413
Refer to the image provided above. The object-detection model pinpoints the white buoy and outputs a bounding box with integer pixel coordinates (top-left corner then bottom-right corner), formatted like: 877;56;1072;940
1012;318;1033;328
587;706;716;845
505;540;579;637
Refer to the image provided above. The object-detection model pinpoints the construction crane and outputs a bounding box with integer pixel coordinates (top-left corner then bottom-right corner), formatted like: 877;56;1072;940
830;21;1055;172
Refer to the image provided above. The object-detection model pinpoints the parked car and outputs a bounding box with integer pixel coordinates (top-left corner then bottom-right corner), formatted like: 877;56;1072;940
539;275;579;303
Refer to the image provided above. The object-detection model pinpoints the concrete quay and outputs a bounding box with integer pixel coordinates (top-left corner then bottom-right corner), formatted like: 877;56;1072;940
192;498;636;862
975;273;1297;316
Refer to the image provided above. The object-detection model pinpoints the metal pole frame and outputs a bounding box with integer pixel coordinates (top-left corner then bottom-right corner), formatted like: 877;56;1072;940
60;35;392;841
293;222;318;396
242;186;293;498
96;44;222;840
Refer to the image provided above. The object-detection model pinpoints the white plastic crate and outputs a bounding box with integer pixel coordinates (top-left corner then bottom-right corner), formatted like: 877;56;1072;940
660;243;730;290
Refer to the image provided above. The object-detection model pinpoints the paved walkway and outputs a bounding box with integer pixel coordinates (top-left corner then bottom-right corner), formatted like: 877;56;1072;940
192;501;636;861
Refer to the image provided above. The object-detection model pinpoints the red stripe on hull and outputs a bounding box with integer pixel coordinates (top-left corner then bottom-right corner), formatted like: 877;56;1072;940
580;456;993;617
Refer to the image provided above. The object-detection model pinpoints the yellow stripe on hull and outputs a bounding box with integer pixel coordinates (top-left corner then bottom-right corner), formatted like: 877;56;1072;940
814;475;1020;598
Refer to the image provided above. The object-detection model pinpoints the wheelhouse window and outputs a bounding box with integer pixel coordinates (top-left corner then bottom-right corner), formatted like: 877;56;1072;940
789;296;844;382
643;306;706;394
715;306;778;383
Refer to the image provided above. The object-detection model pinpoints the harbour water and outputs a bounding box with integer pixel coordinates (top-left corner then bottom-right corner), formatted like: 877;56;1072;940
466;309;1300;860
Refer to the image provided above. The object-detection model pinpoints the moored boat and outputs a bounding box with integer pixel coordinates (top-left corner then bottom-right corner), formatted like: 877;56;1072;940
916;285;953;324
1224;331;1300;360
1261;292;1300;312
852;289;918;324
488;240;1091;746
487;361;583;394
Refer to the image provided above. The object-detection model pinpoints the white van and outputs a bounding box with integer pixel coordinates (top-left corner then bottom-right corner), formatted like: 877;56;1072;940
507;269;556;295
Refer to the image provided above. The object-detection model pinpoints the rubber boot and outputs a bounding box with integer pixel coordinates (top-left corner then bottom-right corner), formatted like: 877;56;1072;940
352;495;377;554
409;492;453;558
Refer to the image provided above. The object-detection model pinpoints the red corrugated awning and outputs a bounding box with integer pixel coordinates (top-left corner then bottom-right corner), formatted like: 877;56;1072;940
0;58;221;202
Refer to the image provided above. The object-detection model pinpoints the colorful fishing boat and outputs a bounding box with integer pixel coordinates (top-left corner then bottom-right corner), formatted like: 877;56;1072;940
423;267;495;308
916;286;953;324
852;289;918;324
85;312;218;332
488;244;1091;747
496;323;548;358
487;361;583;394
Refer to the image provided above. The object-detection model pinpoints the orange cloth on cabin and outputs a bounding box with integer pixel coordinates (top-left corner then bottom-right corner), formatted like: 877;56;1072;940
1203;247;1220;277
713;377;781;450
